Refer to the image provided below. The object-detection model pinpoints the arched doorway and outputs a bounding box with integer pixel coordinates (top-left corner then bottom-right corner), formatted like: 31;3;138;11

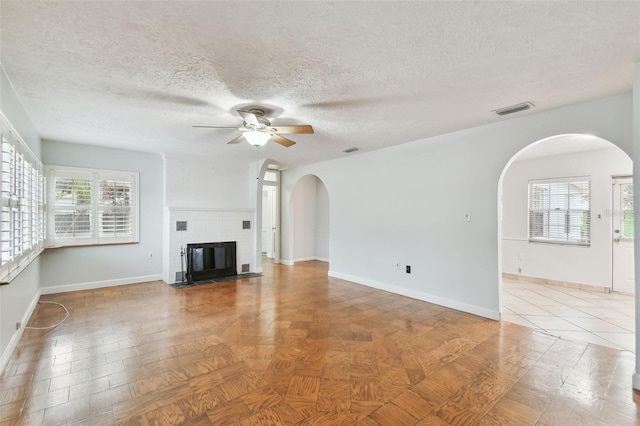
498;134;634;351
283;174;330;265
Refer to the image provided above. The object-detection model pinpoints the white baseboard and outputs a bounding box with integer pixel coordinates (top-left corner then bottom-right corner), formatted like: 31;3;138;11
286;257;329;264
253;267;263;273
328;270;500;321
40;274;163;295
0;288;41;374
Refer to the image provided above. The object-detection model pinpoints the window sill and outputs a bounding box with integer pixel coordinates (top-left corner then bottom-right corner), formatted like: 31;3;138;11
528;239;590;247
45;241;138;249
0;247;45;286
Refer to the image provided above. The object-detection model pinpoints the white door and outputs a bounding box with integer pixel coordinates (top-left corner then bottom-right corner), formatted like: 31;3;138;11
261;185;278;258
262;190;270;253
612;176;634;294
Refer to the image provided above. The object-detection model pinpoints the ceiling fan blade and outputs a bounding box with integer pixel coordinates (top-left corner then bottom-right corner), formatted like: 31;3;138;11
237;110;259;126
226;135;245;144
270;125;314;134
193;126;240;129
271;134;296;147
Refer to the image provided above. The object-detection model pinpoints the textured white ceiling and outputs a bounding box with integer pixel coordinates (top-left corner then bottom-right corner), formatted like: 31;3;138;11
1;1;639;168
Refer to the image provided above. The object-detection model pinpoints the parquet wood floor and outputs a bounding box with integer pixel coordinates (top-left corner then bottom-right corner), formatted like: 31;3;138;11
1;260;639;425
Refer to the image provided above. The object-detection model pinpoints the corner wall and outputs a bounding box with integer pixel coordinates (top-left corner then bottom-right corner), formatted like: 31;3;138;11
40;141;164;291
281;94;633;320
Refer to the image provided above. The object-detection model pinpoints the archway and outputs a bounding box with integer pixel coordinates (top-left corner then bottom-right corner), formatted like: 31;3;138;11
498;133;634;350
283;174;330;265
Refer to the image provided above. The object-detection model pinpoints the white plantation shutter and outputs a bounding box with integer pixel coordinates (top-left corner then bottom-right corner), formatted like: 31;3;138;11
53;173;92;240
528;177;591;245
0;114;45;282
98;179;133;238
48;167;138;246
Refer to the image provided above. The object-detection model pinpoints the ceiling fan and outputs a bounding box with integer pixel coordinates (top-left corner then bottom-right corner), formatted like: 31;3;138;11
193;108;314;147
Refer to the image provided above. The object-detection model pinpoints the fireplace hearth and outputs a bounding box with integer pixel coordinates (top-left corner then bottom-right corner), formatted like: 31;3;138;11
186;241;237;283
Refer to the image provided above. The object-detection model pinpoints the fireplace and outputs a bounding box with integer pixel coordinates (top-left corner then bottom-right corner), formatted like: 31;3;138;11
186;241;237;282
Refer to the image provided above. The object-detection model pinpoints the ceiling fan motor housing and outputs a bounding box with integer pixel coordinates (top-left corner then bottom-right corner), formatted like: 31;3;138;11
243;108;271;129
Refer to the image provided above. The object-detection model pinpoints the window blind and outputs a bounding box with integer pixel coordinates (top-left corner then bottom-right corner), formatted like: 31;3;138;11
528;177;591;245
48;167;138;246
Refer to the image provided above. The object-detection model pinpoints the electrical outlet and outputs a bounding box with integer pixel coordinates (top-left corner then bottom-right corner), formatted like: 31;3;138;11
464;212;471;222
406;265;411;274
517;267;522;274
15;321;21;330
148;252;153;259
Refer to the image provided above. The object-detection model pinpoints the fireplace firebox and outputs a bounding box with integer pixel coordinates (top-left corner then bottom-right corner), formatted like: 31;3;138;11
186;241;237;282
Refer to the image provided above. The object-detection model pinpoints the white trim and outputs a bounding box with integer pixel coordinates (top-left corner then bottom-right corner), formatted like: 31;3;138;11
282;257;328;265
253;267;263;273
327;270;500;321
167;207;255;212
0;247;44;284
293;257;318;262
40;274;163;295
0;288;41;374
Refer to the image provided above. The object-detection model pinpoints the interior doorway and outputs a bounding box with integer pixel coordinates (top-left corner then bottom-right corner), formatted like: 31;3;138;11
612;176;635;294
499;134;635;351
261;168;279;260
288;174;330;265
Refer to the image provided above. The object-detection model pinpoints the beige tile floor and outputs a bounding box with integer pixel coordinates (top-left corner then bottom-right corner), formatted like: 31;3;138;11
503;278;636;351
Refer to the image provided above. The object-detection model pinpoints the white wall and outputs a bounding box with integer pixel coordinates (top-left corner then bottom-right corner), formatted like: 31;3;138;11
315;178;330;261
502;147;632;288
293;175;318;261
40;141;164;290
0;65;42;368
281;94;633;320
164;154;250;209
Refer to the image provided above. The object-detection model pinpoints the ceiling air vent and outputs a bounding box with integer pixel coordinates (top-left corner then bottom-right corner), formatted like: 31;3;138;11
343;147;359;153
493;101;534;116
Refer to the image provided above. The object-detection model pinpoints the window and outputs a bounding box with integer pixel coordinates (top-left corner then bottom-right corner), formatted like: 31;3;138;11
0;114;45;281
528;177;591;245
47;166;138;246
264;170;278;182
619;181;634;238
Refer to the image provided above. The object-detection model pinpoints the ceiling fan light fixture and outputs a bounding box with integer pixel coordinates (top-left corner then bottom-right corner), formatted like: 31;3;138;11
244;131;271;147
